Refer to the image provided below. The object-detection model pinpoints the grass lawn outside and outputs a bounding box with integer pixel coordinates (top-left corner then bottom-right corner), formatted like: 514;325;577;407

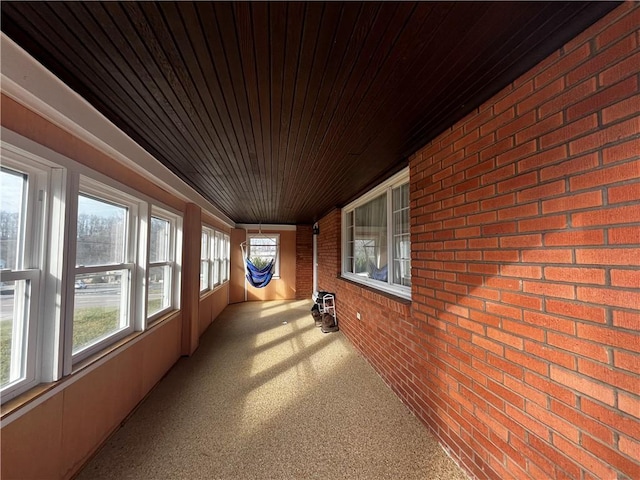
72;306;120;353
1;298;162;386
1;307;120;385
0;321;12;388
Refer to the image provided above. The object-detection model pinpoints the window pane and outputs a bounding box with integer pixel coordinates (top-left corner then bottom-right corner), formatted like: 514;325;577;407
201;232;208;261
215;257;221;285
393;183;410;287
392;183;410;236
394;240;412;287
248;236;277;269
0;279;29;388
212;233;220;285
0;168;26;271
354;240;371;276
148;265;170;317
223;235;229;282
76;195;126;267
346;211;354;273
393;209;409;237
394;235;411;259
73;271;128;353
393;183;409;210
149;217;170;263
345;240;354;269
342;171;410;297
354;194;387;282
200;260;209;291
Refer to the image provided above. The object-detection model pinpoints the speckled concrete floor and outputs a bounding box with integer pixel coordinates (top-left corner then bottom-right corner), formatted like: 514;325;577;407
76;300;469;480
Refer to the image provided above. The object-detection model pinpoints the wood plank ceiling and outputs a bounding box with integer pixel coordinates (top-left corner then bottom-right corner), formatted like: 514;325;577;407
1;1;619;224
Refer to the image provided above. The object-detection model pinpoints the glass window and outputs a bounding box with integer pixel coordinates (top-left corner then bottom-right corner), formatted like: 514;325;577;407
1;138;197;404
221;234;230;282
73;270;128;353
76;195;126;267
342;168;410;298
200;229;210;292
1;169;28;389
0;164;45;399
393;183;411;288
247;234;279;277
149;216;169;264
0;168;25;271
201;226;230;294
212;231;221;286
147;212;176;321
347;194;388;281
72;187;135;359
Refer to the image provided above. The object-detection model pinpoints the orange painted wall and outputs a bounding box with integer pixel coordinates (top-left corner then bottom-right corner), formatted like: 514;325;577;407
229;228;248;303
0;94;231;478
199;284;229;336
182;203;202;355
202;211;232;233
1;315;182;480
1;95;184;213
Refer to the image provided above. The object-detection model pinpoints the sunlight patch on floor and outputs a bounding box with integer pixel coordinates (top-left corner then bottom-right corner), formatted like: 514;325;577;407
240;352;348;436
241;304;351;436
255;300;309;319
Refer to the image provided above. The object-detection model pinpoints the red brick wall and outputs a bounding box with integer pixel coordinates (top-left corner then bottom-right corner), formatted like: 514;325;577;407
317;4;639;479
295;225;314;299
317;209;341;291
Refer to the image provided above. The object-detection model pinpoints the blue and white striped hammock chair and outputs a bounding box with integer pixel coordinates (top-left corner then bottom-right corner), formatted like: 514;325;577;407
241;237;277;288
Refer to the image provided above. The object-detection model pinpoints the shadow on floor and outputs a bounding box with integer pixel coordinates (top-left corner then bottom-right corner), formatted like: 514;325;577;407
76;300;468;480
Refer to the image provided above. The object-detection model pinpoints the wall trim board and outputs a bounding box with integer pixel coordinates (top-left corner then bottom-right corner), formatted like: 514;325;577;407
0;33;235;229
1;128;183;218
236;224;297;231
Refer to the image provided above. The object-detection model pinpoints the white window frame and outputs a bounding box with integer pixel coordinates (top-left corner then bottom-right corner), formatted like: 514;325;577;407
200;225;229;295
212;230;221;287
341;168;411;299
1;131;225;406
392;182;411;289
64;176;141;367
0;156;51;401
146;206;181;324
200;227;211;293
246;233;280;278
221;233;230;283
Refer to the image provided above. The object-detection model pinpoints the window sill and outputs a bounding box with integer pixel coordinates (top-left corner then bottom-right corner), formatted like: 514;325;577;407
200;288;214;299
199;281;229;299
1;309;181;422
1;382;57;421
144;308;181;331
338;275;412;306
74;309;180;372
